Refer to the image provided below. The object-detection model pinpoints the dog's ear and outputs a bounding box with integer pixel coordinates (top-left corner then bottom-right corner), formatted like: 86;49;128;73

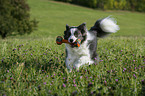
66;24;70;30
78;23;86;30
78;23;86;35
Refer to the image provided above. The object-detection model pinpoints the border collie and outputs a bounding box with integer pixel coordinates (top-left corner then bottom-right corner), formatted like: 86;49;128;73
63;16;120;71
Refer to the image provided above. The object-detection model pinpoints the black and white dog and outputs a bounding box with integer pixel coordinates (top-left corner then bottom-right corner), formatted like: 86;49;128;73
63;16;119;71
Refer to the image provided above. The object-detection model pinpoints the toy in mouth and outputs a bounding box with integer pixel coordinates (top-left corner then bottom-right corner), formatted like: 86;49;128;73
56;36;81;47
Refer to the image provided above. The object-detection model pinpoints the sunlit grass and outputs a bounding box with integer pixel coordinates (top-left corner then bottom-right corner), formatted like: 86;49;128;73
0;37;145;95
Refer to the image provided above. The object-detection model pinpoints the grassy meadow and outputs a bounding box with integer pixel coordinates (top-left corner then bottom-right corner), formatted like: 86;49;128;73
0;0;145;95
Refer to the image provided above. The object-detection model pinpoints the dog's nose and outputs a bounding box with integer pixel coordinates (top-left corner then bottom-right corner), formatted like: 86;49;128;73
69;39;73;43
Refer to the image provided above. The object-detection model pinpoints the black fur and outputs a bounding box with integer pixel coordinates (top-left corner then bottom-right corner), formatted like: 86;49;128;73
90;18;110;37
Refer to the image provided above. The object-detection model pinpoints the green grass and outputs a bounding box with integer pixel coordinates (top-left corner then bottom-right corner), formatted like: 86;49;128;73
0;37;145;95
6;0;145;39
0;0;145;95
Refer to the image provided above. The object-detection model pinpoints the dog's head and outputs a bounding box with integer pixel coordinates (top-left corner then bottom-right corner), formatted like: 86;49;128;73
64;23;87;46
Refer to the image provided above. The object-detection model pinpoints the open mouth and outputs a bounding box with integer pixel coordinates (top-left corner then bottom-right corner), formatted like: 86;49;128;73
70;39;81;48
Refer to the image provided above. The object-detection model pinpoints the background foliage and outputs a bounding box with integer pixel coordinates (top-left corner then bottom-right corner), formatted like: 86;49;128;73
0;0;38;39
55;0;145;12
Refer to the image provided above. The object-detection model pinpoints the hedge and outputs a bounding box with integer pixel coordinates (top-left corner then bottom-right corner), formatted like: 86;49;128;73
55;0;145;12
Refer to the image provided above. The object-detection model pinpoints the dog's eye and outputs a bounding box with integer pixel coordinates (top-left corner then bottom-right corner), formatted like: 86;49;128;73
74;31;78;37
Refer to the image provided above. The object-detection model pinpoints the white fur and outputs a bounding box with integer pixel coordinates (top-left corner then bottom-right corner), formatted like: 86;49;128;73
68;28;77;43
65;31;94;71
100;17;120;33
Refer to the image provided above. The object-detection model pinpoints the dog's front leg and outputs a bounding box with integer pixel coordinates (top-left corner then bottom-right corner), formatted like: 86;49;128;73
65;57;74;72
65;53;78;72
73;56;94;69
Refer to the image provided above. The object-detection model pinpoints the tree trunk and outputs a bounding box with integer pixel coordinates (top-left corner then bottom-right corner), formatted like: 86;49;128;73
1;32;7;39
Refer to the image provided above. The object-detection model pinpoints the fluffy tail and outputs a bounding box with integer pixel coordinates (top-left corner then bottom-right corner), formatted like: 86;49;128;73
90;16;120;37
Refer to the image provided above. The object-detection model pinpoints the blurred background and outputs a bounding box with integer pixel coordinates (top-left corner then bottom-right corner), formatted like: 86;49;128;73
0;0;145;39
